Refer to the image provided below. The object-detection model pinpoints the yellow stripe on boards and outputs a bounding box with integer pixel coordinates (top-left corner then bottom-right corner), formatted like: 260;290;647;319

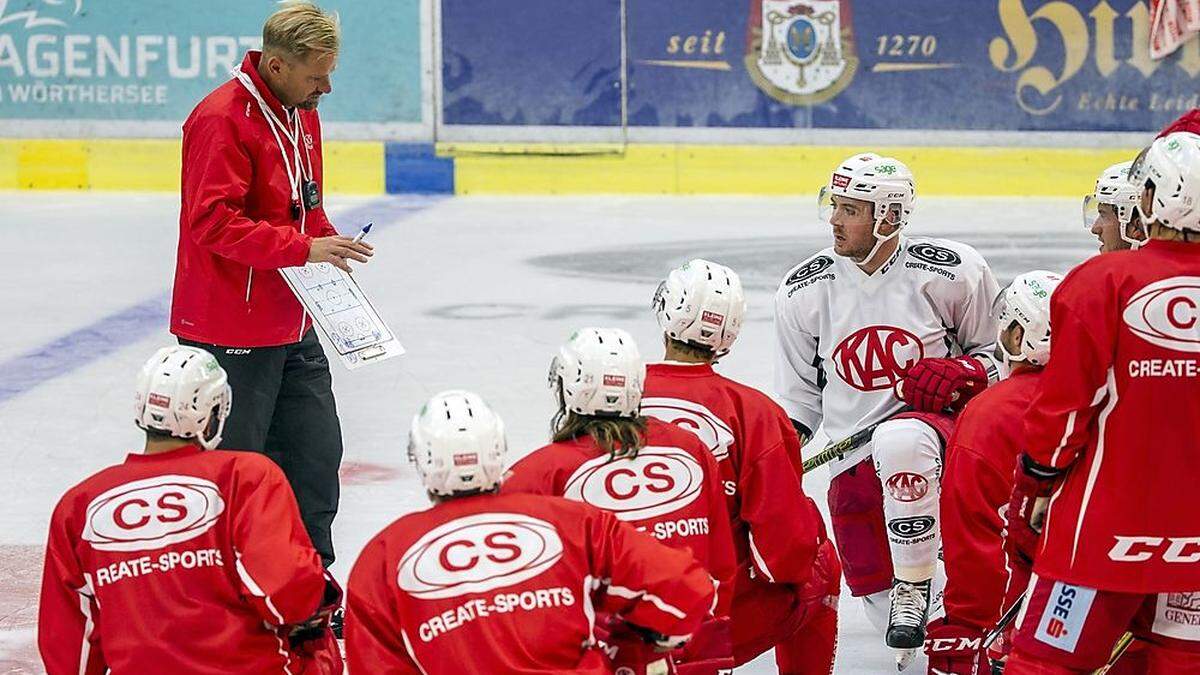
449;143;1141;197
0;138;385;193
324;141;385;194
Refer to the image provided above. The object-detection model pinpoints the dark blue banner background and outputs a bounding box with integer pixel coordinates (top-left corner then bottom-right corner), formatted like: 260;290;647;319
442;0;1200;131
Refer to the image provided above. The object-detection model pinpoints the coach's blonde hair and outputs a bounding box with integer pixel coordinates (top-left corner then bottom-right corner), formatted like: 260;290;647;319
263;1;340;60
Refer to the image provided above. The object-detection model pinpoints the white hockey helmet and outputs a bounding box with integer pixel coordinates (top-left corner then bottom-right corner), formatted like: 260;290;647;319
818;153;916;262
549;328;644;417
994;270;1063;367
652;259;746;357
134;346;232;450
407;390;507;497
1130;132;1200;233
1083;160;1144;248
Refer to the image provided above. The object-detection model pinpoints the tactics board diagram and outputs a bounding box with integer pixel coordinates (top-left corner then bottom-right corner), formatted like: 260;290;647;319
280;263;405;369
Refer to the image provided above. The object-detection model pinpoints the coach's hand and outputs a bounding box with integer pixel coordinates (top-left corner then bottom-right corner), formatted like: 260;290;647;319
308;235;374;273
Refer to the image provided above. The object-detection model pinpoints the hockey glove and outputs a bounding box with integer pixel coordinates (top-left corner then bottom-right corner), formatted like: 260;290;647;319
1003;454;1063;565
985;621;1014;674
898;356;988;412
289;573;343;649
924;618;987;675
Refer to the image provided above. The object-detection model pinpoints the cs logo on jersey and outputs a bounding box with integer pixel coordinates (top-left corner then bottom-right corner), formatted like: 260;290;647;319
884;472;929;502
786;255;835;287
563;446;704;521
641;398;734;462
887;515;934;538
82;475;226;552
833;325;924;391
397;513;564;600
908;244;962;267
1123;277;1200;353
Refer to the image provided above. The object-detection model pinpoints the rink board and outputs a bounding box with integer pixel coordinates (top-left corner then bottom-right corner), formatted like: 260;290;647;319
0;139;1138;196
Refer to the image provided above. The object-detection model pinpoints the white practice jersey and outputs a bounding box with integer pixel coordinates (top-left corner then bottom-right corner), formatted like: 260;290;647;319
774;236;1002;477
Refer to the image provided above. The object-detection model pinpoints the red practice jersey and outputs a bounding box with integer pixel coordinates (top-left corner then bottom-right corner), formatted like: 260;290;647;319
941;366;1042;631
505;416;736;614
1026;240;1200;592
345;492;716;674
640;362;820;585
38;445;327;675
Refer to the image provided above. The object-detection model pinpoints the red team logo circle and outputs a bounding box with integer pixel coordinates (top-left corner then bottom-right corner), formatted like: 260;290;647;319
832;325;925;391
81;475;227;552
640;398;735;462
562;446;704;521
885;472;929;502
1123;276;1200;352
397;513;565;600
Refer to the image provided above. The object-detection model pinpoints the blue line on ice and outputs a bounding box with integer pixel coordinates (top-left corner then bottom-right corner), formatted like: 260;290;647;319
0;196;443;405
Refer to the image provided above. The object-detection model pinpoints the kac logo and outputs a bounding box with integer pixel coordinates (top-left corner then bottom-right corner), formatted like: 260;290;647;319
82;475;226;552
884;472;929;502
397;513;564;600
562;446;704;521
832;325;924;391
640;398;734;462
1123;277;1200;353
746;0;858;106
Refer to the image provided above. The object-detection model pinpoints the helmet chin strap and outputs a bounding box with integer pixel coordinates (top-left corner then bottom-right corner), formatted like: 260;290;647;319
854;212;903;270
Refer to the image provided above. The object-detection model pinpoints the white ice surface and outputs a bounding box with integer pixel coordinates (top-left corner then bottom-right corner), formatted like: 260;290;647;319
0;192;1099;673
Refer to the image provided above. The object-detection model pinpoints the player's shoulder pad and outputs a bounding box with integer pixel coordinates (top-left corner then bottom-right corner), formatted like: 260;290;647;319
779;248;837;296
904;237;988;282
719;372;788;416
220;449;287;481
1053;247;1127;302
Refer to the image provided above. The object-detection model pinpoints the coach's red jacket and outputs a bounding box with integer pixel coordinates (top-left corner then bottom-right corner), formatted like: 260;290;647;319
38;444;332;674
171;50;338;348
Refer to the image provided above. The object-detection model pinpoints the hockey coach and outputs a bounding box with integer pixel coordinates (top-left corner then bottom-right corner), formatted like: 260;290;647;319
169;1;372;568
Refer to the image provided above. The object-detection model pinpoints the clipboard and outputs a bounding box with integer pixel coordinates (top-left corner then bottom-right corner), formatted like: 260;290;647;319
279;262;405;370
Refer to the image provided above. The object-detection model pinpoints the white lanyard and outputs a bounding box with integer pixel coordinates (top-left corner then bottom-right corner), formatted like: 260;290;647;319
230;67;318;328
231;69;314;227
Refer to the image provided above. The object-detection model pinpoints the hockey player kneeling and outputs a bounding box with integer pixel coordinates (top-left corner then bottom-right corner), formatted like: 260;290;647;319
774;153;1003;656
38;346;341;674
345;390;716;674
506;329;736;675
643;260;841;674
1004;133;1200;673
927;271;1063;675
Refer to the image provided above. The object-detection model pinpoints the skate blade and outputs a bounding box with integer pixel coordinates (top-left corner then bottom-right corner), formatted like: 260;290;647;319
895;647;918;671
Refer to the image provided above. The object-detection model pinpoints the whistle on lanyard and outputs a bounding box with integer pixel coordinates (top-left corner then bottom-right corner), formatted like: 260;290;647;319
291;180;322;220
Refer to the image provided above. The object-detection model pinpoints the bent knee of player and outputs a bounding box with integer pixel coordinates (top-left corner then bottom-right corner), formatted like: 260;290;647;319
872;420;942;503
871;419;942;474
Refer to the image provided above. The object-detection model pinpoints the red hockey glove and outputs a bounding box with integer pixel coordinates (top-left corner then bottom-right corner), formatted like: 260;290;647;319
924;618;987;675
289;573;343;649
598;617;681;674
1003;454;1063;565
985;620;1014;673
897;356;988;412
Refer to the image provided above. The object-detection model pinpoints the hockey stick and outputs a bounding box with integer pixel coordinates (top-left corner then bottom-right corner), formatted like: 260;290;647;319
1091;631;1134;675
982;596;1024;649
801;420;886;473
